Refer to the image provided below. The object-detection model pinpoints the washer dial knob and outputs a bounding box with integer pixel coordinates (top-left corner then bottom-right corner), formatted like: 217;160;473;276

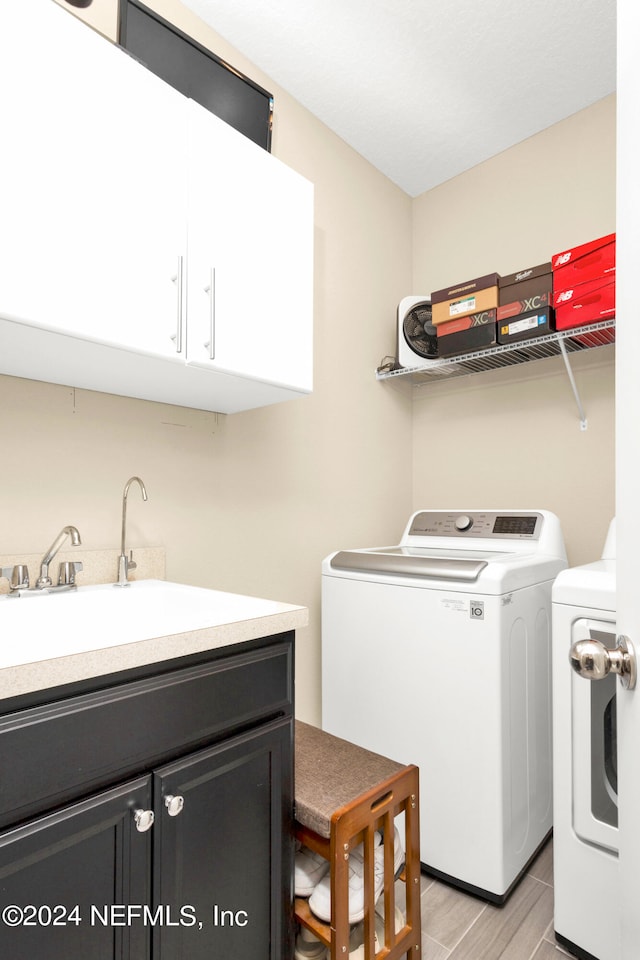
454;514;473;532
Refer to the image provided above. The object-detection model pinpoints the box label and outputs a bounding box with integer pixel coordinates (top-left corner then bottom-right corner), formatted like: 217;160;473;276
554;289;574;305
437;309;497;337
449;295;476;317
502;314;545;336
497;292;550;321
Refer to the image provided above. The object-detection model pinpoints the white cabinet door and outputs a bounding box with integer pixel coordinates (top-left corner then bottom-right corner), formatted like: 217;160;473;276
186;100;313;392
80;36;188;361
615;3;640;958
0;1;186;361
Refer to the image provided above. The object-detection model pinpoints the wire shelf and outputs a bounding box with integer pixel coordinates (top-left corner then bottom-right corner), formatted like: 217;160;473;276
376;319;615;385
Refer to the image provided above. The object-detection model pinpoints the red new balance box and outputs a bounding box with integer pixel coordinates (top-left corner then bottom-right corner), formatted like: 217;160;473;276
497;262;552;321
553;275;615;331
552;233;616;290
431;272;500;325
437;309;497;356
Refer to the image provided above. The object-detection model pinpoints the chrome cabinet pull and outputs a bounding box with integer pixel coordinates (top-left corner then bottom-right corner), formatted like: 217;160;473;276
170;255;184;354
203;267;216;360
164;794;185;817
570;634;637;690
133;809;155;833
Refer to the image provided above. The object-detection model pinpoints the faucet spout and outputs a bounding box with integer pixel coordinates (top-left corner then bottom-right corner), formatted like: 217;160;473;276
37;525;82;588
116;476;148;587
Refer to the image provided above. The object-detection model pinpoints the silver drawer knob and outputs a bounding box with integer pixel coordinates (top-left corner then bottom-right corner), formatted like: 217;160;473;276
133;809;155;833
570;634;636;690
164;794;185;817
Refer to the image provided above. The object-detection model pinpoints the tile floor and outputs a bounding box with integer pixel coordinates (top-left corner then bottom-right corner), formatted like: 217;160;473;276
404;839;575;960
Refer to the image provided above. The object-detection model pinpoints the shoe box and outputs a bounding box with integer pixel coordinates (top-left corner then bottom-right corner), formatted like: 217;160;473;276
415;234;615;360
498;306;554;344
497;262;552;322
552;233;616;290
437;308;497;356
553;275;616;331
552;232;616;331
431;272;500;326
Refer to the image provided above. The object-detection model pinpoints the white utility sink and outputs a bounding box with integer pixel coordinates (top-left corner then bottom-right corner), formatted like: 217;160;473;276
0;579;295;670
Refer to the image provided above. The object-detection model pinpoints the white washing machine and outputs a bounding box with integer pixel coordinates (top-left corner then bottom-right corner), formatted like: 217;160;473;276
552;520;619;960
321;509;567;903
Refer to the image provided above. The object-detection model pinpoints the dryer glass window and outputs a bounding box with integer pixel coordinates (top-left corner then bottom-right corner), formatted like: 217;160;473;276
590;630;618;829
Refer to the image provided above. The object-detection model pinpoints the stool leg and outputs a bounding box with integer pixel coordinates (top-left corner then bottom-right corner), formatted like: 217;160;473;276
331;829;351;960
404;776;422;960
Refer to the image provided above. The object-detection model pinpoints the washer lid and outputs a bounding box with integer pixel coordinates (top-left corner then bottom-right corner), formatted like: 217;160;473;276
329;548;490;582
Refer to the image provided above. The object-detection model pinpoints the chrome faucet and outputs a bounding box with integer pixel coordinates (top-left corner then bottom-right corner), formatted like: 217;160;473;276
116;476;148;587
36;525;82;589
1;525;83;597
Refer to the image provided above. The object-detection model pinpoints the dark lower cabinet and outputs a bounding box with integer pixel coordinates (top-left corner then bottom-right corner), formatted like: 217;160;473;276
154;720;291;960
0;777;151;960
0;636;294;960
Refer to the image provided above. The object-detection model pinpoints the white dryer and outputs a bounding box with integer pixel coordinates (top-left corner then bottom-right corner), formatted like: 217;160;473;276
552;520;619;960
321;509;567;903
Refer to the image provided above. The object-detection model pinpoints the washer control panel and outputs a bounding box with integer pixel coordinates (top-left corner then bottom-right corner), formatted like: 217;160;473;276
454;514;473;531
408;511;542;540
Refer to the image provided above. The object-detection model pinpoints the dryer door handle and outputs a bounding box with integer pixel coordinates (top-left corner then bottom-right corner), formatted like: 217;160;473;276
570;634;637;690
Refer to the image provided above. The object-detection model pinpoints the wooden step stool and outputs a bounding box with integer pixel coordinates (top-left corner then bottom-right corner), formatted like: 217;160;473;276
294;721;421;960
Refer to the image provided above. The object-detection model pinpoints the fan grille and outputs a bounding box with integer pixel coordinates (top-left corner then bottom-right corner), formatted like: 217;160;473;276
403;302;436;358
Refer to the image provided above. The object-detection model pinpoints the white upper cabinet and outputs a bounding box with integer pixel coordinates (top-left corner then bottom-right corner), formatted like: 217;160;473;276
0;0;313;412
0;1;187;360
186;100;314;392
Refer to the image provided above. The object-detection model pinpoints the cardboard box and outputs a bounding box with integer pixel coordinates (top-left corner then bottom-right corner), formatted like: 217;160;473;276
437;309;497;356
497;307;554;345
552;233;616;289
497;262;552;321
431;272;500;325
553;276;615;331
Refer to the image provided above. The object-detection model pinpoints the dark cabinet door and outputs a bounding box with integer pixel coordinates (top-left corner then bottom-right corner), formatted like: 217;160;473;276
0;776;151;960
152;716;293;960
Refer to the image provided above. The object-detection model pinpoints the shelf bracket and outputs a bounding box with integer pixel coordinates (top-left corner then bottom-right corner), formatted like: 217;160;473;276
558;339;587;430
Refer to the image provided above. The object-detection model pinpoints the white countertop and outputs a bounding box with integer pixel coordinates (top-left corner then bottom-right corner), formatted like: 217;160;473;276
0;580;308;701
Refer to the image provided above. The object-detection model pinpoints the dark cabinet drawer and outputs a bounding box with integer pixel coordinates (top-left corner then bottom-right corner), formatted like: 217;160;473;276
0;639;292;829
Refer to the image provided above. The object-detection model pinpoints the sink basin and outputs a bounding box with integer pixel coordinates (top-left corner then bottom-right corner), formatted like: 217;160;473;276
0;579;296;671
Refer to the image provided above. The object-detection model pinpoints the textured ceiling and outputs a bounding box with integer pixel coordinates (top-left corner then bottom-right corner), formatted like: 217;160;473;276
180;0;616;197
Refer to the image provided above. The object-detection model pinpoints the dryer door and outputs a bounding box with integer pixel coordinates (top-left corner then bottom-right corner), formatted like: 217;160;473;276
571;618;619;854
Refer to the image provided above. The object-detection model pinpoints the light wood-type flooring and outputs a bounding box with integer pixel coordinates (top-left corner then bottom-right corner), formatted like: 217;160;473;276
399;838;576;960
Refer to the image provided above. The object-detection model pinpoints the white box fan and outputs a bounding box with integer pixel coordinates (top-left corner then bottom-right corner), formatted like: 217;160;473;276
397;296;437;367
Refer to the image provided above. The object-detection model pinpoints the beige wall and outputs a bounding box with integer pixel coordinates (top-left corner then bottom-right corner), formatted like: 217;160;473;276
5;4;616;723
4;0;413;726
410;95;616;567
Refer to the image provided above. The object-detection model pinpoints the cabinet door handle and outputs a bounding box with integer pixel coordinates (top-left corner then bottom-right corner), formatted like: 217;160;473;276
203;267;216;360
133;808;155;833
170;255;184;354
164;794;185;817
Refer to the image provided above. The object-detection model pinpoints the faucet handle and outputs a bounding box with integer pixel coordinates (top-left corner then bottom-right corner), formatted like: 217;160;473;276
58;561;83;586
127;550;137;572
1;564;30;590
